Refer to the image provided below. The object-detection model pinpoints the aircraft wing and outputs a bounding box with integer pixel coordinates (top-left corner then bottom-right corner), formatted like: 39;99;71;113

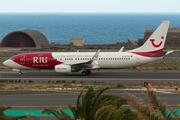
65;49;101;70
119;46;124;52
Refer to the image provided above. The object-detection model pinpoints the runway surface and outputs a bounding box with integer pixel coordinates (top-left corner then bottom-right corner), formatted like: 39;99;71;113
1;69;180;79
0;69;180;109
0;69;180;85
0;90;180;109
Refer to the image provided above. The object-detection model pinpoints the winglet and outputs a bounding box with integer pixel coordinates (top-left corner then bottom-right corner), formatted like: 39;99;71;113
92;49;101;61
150;50;174;57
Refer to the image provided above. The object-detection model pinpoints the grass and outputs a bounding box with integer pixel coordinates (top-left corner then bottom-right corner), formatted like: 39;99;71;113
133;60;180;70
0;82;178;90
0;84;64;90
0;60;7;68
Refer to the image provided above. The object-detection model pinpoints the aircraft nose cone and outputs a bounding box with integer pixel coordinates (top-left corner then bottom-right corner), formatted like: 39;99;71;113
3;60;9;67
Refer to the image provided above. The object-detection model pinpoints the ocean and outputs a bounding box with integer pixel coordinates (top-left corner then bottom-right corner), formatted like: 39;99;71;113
0;13;180;45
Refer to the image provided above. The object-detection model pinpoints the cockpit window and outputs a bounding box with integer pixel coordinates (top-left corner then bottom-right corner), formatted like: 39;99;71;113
10;57;15;61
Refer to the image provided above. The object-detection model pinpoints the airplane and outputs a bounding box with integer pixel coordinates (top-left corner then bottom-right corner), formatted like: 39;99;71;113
3;21;173;76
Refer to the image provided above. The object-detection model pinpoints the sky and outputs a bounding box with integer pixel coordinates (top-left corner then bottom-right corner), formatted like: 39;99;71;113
0;0;180;13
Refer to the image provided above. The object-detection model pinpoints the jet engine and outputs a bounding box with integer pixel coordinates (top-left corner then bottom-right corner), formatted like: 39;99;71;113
55;64;71;73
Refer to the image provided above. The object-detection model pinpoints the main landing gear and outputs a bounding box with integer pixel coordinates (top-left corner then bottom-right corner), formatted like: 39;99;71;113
81;70;91;76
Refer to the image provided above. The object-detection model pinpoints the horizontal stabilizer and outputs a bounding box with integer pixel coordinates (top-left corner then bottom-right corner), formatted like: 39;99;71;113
165;50;174;55
150;50;174;57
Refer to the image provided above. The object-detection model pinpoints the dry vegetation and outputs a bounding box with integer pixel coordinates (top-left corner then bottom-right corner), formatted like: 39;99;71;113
0;83;84;90
0;83;179;91
133;60;180;70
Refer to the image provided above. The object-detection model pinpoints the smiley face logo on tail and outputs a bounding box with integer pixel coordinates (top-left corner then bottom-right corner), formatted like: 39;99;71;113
150;36;164;48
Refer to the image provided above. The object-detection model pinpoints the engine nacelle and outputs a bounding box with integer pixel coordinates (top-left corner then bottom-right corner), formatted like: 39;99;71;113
54;64;71;73
12;69;21;72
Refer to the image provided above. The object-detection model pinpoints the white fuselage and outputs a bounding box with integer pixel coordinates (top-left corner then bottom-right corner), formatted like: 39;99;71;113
52;52;162;69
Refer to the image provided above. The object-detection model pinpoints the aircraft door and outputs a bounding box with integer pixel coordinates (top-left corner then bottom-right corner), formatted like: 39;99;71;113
136;56;140;64
20;55;25;64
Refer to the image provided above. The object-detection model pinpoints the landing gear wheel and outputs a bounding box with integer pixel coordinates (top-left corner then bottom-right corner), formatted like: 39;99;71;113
18;72;22;75
86;70;91;75
81;71;87;76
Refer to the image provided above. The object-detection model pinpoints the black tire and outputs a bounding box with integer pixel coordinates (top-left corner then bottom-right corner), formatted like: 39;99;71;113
86;70;91;75
81;71;86;76
18;72;22;75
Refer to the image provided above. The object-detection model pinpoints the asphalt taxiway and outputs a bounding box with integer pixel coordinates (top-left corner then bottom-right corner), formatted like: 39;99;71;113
0;90;180;109
0;69;180;86
0;69;180;109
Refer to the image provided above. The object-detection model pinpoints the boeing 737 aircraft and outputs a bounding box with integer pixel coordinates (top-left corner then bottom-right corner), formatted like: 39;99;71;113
3;21;173;75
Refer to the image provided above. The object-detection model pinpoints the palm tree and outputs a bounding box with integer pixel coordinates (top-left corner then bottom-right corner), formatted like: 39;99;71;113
41;108;73;120
69;87;115;120
94;104;137;120
68;91;83;119
69;87;133;120
125;87;180;120
42;87;134;120
0;104;27;120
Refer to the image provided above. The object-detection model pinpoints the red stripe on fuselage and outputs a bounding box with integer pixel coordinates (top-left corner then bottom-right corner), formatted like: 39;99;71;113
12;52;62;69
131;49;163;57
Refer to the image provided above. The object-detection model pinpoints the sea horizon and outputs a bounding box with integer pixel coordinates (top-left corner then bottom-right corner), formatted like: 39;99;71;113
0;13;180;45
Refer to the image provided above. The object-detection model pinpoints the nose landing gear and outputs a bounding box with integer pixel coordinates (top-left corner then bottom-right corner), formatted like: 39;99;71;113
18;71;22;75
12;69;22;75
